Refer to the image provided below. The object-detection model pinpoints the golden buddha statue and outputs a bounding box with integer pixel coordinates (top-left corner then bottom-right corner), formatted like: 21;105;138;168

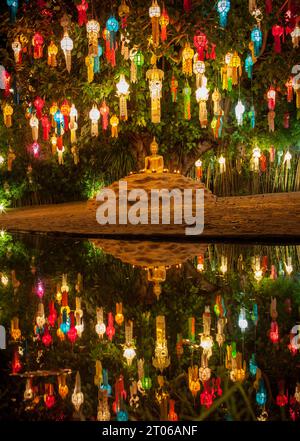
144;137;164;174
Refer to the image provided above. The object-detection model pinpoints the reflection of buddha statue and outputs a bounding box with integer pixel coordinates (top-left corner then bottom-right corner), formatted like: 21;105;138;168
147;266;167;299
144;138;164;174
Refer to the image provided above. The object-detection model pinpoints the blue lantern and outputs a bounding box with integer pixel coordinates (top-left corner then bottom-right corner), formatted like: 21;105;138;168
117;410;128;421
245;54;254;80
251;27;262;57
60;309;70;334
251;303;258;325
256;379;267;406
93;44;103;74
100;369;112;396
106;16;119;49
217;1;230;28
7;0;18;23
249;353;257;376
54;110;64;136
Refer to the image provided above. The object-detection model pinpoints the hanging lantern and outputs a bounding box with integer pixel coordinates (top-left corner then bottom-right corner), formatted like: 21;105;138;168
12;347;22;374
269;320;279;343
95;307;106;338
12;38;22;64
118;0;130;29
229;351;246;382
98;390;111;421
47;41;58;67
72;371;84;412
47;301;57;327
120;33;130;60
182;43;194;76
149;0;161;48
35;280;44;299
221;52;232;91
268;110;275;132
85;55;94;83
193;54;205;88
75;297;84;337
24;378;33;400
235;100;245;126
284;150;292;170
183;82;191;120
218;155;226;174
86;20;100;56
106;312;115;341
7;0;18;23
129;48;138;83
70;104;78;143
60;99;70;131
33;96;44;120
58;373;68;399
152;316;170;372
42;325;52;347
89;105;100;137
133;50;144;80
67;312;78;344
76;0;88;26
188;366;200;397
238;307;248;332
54;109;64;137
248;105;255;129
60;32;73;73
106;16;119;50
285;78;293;102
44;384;56;409
251;26;262;57
100;369;112;396
93;44;103;73
267;86;276;110
195;79;209;128
291;25;300;48
30;115;39;141
276;381;288;407
193;31;208;61
115;302;124;326
170;75;178;103
200;306;213;358
245;53;254;79
3;70;11;98
100;101;110;131
188;317;196;343
217;0;231;28
3;103;13;128
36;302;45;330
230;51;242;86
123;320;136;366
160;6;169;42
272;25;284;53
251;146;261;172
41;115;50;141
195;159;202;181
256;379;267;406
110;114;119;138
168;399;178;421
146;64;164;124
10;317;21;341
216;317;227;346
50;102;58;127
32;32;44;59
116;74;130;121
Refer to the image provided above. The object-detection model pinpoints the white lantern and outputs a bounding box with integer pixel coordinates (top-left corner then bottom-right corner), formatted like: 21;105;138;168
95;307;106;337
86;20;100;56
238;307;248;332
252;146;261;172
72;371;84;412
89;105;100;137
284;150;292;170
235;100;245;126
12;39;22;64
196;78;209;128
218;155;226;174
116;74;130;121
61;32;73;73
29;115;39;141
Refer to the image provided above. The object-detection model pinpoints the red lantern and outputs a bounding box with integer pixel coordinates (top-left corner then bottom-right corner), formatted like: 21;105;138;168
100;101;110;131
168;399;178;421
32;32;44;59
200;381;214;408
76;0;88;26
44;384;56;409
286;78;293;102
42;325;52;347
4;70;11;98
34;96;44;119
41;115;50;140
183;0;192;13
265;0;272;14
272;25;284;53
12;348;22;374
208;43;216;60
269;320;279;344
194;31;208;61
160;6;169;42
106;312;115;341
276;381;288;407
48;301;57;327
67;312;78;344
113;375;127;413
267;86;276;110
260;153;267;172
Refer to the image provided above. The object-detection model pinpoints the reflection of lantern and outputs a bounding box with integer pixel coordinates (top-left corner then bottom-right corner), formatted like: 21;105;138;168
160;6;169;42
89;105;100;137
146;64;164;123
251;26;262;57
32;32;44;59
72;371;84;412
149;0;161;47
61;32;73;73
116;74;130;121
86;20;100;56
217;1;230;28
123;320;136;366
182;43;194;76
12;38;22;64
235;100;245;126
195;159;202;181
95;307;106;338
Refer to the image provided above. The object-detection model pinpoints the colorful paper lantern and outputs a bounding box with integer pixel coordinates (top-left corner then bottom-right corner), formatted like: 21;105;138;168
32;32;44;59
217;1;230;28
61;32;73;73
251;26;262;57
76;0;88;26
146;64;164;123
116;74;130;121
149;0;161;47
89;105;100;137
235;100;245;126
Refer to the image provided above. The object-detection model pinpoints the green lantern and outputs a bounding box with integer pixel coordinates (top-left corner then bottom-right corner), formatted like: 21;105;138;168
141;376;152;390
134;50;144;79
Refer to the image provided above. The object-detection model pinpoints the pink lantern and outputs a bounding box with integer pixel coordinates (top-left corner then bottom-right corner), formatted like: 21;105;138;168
32;142;40;158
106;312;115;341
48;301;57;327
34;96;45;119
41;115;50;140
35;280;44;299
76;0;88;26
272;25;284;53
194;31;208;61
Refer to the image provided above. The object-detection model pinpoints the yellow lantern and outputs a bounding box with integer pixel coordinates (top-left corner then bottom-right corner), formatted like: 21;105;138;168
115;302;124;326
50;102;58;127
95;307;106;338
212;88;222;114
3;103;13;128
60;32;73;73
251;146;261;172
12;38;22;64
182;43;194;76
11;317;21;341
149;0;161;47
47;41;58;67
188;366;201;397
89;105;100;137
152;315;170;372
86;19;100;56
193;54;205;88
58;373;69;399
110;114;119;138
116;74;130;121
146;64;164;123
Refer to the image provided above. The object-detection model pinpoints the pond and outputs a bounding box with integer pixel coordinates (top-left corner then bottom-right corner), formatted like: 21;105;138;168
0;233;299;421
